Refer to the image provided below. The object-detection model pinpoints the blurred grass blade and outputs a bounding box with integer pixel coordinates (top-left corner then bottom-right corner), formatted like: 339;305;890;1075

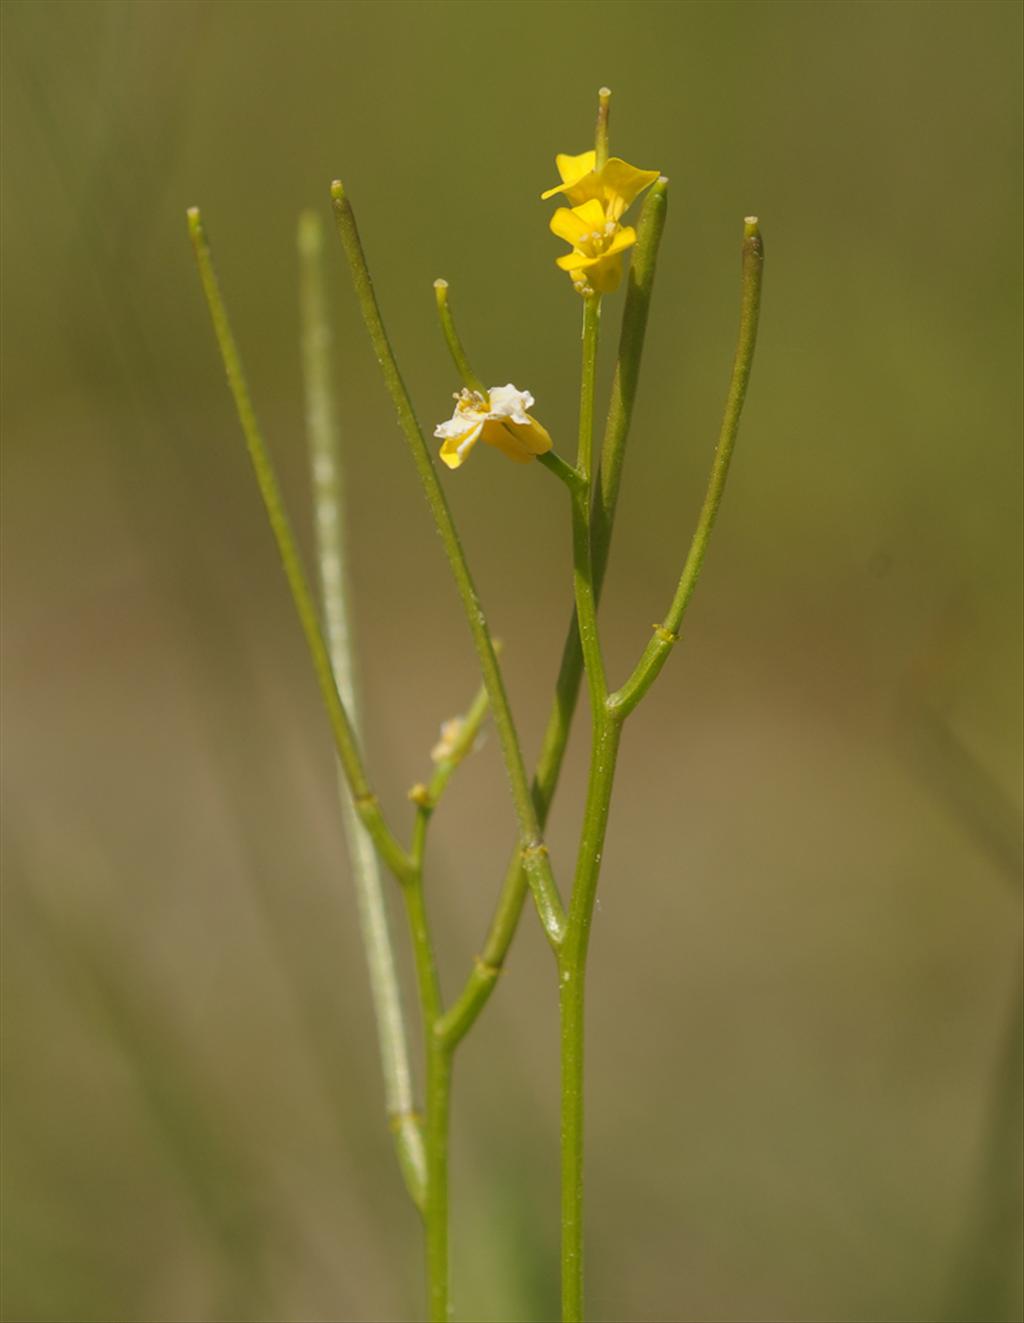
298;210;425;1210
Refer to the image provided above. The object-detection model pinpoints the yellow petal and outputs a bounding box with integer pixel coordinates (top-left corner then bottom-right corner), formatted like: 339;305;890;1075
549;206;593;245
549;197;607;244
600;158;660;217
481;416;553;464
556;249;593;272
557;150;595;185
540;150;596;200
438;420;483;470
587;253;625;295
571;198;608;229
603;224;637;258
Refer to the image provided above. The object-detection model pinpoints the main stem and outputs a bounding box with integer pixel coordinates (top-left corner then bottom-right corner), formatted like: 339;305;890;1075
559;714;621;1323
425;1037;453;1323
560;289;620;1323
406;817;451;1321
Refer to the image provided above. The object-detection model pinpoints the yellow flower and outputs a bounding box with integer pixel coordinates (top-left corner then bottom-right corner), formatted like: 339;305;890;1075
434;384;553;470
541;151;660;223
549;198;637;295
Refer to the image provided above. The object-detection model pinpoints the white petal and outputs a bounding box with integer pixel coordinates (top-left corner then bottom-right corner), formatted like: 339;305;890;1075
455;422;484;457
486;383;535;425
434;407;485;439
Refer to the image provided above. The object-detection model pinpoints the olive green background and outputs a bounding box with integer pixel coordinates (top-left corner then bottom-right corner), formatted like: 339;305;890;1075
3;2;1021;1321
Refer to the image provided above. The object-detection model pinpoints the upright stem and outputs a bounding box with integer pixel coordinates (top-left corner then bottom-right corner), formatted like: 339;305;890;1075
559;714;622;1323
298;211;425;1207
558;288;624;1322
425;1038;453;1323
400;850;450;1322
573;294;607;710
558;957;585;1323
558;214;764;1321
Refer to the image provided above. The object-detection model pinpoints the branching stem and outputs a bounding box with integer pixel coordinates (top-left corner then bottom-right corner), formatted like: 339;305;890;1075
608;217;764;721
330;183;566;950
187;207;412;885
438;181;669;1052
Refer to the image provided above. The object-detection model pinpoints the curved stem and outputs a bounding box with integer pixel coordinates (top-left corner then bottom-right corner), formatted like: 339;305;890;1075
331;183;566;949
298;210;425;1207
187;207;412;884
433;279;487;397
609;217;764;721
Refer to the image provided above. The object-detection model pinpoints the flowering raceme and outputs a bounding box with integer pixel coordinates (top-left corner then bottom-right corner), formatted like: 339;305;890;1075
433;384;552;469
543;150;659;295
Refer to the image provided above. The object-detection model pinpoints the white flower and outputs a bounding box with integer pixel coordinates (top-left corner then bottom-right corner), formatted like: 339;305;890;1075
433;384;552;470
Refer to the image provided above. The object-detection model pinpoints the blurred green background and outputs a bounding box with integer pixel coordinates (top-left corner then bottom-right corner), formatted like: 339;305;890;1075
3;2;1022;1320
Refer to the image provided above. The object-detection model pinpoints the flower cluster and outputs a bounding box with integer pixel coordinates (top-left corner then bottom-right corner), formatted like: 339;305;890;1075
433;141;659;470
543;151;659;296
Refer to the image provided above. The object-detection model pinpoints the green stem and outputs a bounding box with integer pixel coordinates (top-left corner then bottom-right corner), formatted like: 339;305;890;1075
187;207;412;885
558;717;622;1323
558;957;585;1323
330;182;566;949
573;295;607;710
433;279;487;397
398;860;449;1322
538;448;586;494
298;210;425;1208
438;186;669;1051
608;217;764;721
557;283;626;1321
593;179;669;574
419;677;491;811
425;1037;453;1323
